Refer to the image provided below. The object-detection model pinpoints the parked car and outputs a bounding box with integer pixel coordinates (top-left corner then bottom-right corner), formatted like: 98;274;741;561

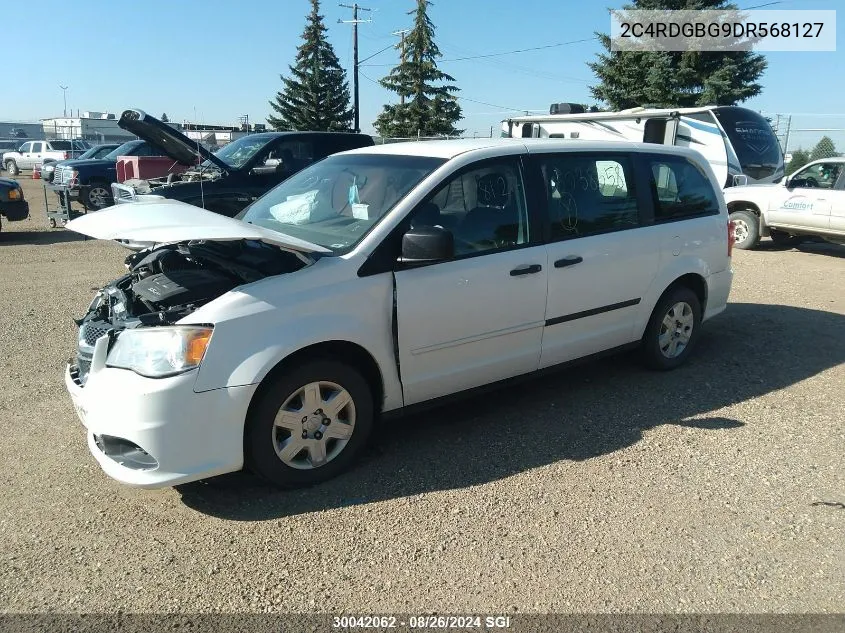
53;140;171;210
64;139;733;489
42;143;121;182
724;157;845;248
111;109;375;217
2;140;88;175
0;177;29;231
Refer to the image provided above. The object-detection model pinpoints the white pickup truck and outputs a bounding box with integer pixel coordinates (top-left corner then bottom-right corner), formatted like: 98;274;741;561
724;157;845;249
2;140;89;175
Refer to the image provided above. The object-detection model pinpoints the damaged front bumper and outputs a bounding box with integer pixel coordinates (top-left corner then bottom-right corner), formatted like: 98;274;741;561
65;335;257;488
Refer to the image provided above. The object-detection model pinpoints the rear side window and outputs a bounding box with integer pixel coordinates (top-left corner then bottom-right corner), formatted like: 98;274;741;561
647;156;720;221
537;153;640;240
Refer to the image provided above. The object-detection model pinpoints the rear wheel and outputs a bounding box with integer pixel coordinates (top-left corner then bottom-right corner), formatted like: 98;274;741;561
729;209;760;250
5;160;18;176
640;286;702;371
769;229;804;248
244;359;374;488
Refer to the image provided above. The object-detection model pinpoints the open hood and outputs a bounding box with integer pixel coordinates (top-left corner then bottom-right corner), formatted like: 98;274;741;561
118;109;230;171
65;199;330;254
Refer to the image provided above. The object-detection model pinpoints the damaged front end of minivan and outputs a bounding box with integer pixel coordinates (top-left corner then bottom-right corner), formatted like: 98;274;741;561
72;239;309;385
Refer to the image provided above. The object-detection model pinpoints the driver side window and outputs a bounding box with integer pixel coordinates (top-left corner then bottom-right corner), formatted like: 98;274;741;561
408;159;529;257
791;162;842;190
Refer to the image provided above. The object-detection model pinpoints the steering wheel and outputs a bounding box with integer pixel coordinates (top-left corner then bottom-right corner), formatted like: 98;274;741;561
805;177;819;188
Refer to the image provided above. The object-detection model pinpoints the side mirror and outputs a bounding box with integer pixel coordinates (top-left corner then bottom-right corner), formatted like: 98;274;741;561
399;226;454;264
249;165;278;176
732;174;749;187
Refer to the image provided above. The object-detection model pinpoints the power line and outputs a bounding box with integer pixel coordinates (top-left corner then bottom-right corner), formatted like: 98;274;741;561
358;70;537;113
360;37;598;67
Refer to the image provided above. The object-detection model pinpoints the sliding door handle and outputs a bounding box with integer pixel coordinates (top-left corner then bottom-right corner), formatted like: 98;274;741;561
554;256;583;268
510;264;543;276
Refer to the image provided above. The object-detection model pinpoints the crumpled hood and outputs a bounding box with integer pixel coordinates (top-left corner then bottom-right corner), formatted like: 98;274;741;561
65;199;330;254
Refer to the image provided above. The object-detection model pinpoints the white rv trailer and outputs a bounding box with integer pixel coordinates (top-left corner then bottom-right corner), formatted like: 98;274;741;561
502;105;784;187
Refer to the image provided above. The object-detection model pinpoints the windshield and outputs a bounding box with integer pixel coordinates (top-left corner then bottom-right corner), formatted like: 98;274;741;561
208;136;271;169
103;141;141;161
238;154;445;251
714;107;783;182
78;145;115;160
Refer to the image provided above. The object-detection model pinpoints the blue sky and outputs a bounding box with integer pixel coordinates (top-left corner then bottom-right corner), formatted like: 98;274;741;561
3;0;843;150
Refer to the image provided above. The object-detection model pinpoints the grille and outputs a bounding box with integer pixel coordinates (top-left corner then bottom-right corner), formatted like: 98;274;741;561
54;167;69;185
82;323;111;346
111;183;137;204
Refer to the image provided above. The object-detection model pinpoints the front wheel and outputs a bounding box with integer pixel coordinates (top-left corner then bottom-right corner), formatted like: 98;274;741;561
729;209;760;250
244;360;374;488
81;183;113;210
640;286;702;371
5;160;18;176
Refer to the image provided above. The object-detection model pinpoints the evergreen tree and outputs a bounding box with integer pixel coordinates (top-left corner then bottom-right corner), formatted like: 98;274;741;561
374;0;462;138
809;136;838;161
786;149;809;175
160;113;169;123
588;0;767;109
267;0;353;131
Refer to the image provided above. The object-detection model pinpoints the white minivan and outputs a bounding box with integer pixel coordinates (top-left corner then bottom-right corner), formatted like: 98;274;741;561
65;139;734;489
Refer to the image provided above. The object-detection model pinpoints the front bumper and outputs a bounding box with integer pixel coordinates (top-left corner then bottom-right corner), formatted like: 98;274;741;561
64;344;257;488
1;199;29;221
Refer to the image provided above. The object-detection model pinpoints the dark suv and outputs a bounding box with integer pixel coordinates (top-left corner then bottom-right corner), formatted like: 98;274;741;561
111;109;375;217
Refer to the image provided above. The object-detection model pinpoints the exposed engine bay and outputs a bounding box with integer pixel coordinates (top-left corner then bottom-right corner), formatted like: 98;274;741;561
121;165;222;195
73;240;307;384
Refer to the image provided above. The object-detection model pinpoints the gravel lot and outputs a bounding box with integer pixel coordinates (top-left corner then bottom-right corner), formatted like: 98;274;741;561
1;177;843;614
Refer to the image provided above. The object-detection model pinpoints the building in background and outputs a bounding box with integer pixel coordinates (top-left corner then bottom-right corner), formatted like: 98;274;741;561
40;112;137;142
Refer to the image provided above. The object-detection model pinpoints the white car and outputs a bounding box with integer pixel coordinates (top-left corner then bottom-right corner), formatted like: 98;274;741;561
724;157;845;249
64;139;734;489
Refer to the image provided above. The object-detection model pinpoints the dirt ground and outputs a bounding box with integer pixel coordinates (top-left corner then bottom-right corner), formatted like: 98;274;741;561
0;176;843;614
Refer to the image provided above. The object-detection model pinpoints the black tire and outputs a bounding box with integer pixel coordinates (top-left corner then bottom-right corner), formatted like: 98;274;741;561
640;285;703;371
5;160;18;176
244;359;375;488
81;182;113;210
729;209;760;250
769;229;804;248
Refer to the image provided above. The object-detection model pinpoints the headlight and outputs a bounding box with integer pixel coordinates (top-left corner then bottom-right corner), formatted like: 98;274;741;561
8;188;22;200
106;326;213;378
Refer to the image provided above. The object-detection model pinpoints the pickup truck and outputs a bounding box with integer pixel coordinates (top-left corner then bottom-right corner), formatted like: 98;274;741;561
724;156;845;249
0;177;29;231
111;109;375;217
52;140;171;210
2;140;89;175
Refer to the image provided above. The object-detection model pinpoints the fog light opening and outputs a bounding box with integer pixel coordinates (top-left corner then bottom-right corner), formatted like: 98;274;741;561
93;434;158;471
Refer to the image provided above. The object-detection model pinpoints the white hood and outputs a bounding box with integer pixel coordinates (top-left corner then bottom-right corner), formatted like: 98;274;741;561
66;200;331;254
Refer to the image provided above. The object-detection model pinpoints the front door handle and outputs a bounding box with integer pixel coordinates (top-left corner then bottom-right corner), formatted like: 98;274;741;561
510;264;542;276
554;256;583;268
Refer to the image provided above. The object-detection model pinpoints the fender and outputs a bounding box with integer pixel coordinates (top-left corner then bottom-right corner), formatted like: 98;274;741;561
186;262;404;411
632;254;713;340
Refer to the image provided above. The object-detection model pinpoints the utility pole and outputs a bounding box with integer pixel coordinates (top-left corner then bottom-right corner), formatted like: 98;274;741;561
59;85;68;117
782;115;793;155
339;3;372;133
391;29;410;106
